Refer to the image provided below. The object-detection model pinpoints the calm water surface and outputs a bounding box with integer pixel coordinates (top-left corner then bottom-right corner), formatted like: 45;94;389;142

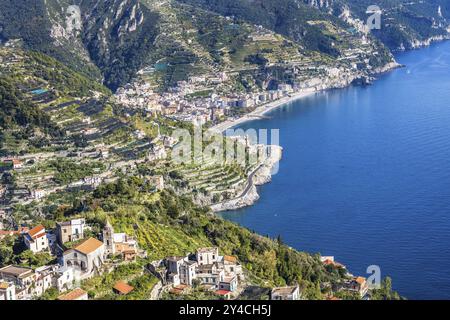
221;41;450;299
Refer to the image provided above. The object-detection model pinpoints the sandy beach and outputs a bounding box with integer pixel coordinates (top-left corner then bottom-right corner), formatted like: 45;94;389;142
209;88;318;133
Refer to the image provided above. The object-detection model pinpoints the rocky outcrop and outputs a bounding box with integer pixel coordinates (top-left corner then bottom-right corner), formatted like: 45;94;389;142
211;145;283;212
211;184;261;212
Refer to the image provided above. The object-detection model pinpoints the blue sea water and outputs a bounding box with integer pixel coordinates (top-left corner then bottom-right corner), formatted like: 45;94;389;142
220;41;450;300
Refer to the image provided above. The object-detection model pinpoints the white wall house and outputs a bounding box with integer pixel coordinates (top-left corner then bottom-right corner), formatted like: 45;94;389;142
24;225;49;253
0;282;16;300
271;285;301;300
63;237;105;281
196;247;219;266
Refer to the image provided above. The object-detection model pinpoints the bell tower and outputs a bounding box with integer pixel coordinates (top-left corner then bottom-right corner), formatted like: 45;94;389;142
103;221;115;256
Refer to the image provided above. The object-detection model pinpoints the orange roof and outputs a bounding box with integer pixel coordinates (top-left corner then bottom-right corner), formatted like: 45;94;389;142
74;237;104;255
58;288;87;300
0;230;18;236
355;277;366;285
0;282;10;289
224;255;237;263
113;281;134;295
326;296;341;301
115;243;137;253
170;284;188;295
215;290;231;296
28;225;45;238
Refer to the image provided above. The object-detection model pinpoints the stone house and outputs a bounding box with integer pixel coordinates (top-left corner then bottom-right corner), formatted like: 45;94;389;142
56;218;86;245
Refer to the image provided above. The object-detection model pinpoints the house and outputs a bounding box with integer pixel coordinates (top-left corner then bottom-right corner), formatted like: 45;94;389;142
56;219;86;245
196;263;225;287
83;176;102;188
167;256;186;275
218;276;238;293
57;288;88;300
115;243;138;262
113;281;134;295
0;265;34;288
346;276;369;298
271;285;301;300
113;233;138;261
98;148;110;159
63;237;105;280
179;261;198;286
196;247;219;266
30;189;46;201
34;265;54;297
5;159;23;169
53;266;75;292
0;281;16;300
24;225;49;253
222;255;243;278
0;265;35;299
147;175;165;190
102;222;140;260
0;227;28;240
215;289;232;300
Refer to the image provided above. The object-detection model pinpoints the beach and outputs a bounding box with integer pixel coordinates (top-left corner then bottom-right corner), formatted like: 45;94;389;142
209;88;318;133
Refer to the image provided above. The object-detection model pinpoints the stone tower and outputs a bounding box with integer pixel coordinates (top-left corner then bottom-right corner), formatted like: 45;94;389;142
103;221;115;256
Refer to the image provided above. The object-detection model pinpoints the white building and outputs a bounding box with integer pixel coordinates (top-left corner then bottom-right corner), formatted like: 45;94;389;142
271;285;301;300
30;189;46;201
53;266;75;292
63;237;105;280
24;225;49;253
34;266;54;297
0;281;16;300
196;247;219;266
179;261;198;286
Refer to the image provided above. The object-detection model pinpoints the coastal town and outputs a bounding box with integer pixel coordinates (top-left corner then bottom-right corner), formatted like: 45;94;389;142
0;20;390;301
0;0;427;302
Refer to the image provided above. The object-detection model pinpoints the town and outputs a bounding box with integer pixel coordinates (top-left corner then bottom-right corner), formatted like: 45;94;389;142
0;216;371;300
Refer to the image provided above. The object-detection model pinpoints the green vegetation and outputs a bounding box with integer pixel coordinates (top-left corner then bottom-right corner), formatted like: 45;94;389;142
0;77;61;135
0;235;55;269
59;177;360;299
49;159;105;185
81;261;159;300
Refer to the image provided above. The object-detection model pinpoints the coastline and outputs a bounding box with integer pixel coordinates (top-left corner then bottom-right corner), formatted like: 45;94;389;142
209;61;402;212
209;88;318;133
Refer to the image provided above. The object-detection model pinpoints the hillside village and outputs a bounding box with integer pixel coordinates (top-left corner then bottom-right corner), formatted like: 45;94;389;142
0;215;371;300
0;1;412;302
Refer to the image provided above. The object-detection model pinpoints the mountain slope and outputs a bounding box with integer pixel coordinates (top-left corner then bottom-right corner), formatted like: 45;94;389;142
304;0;450;50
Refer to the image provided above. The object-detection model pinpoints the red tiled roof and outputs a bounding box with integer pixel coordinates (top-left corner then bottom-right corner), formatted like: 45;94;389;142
28;225;45;238
355;277;366;285
113;281;134;295
74;237;103;255
58;288;87;300
224;255;237;263
215;290;231;296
